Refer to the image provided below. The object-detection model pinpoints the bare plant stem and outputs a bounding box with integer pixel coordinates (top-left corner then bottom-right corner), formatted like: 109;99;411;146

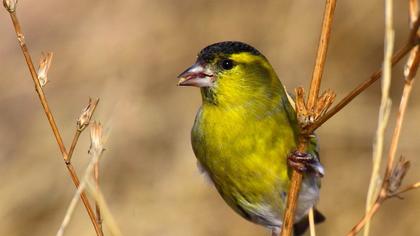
348;11;420;234
393;181;420;195
6;11;102;236
67;130;82;163
307;0;337;109
67;97;99;163
363;1;395;235
307;15;420;134
347;72;420;236
280;140;305;236
348;196;384;236
94;161;104;234
348;181;420;236
9;14;67;157
280;0;337;235
349;180;420;236
58;127;105;236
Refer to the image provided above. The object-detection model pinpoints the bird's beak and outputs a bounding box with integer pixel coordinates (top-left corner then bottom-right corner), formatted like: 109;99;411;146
177;63;214;87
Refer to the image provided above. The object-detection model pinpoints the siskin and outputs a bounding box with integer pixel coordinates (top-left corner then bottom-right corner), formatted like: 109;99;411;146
178;41;325;236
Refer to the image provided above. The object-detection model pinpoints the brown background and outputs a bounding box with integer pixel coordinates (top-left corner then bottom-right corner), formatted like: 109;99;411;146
0;1;419;235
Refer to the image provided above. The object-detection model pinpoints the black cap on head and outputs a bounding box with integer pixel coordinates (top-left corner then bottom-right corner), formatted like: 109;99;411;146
197;41;262;63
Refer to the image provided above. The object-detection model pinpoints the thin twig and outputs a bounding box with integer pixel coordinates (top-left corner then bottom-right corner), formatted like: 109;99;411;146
280;1;337;235
307;0;337;110
57;122;105;236
4;6;102;236
348;198;384;236
56;174;88;236
67;130;82;162
86;179;123;236
307;14;420;134
89;122;106;236
348;180;420;236
67;98;99;163
392;181;420;195
363;0;395;235
94;160;104;234
347;3;420;234
349;157;416;236
87;122;122;236
383;71;416;186
9;11;67;157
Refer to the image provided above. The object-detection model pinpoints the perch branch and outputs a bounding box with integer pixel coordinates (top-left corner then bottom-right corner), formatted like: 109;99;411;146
280;0;337;235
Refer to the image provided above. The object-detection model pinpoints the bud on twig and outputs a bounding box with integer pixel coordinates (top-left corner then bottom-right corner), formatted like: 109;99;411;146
77;98;99;131
3;0;17;13
387;156;411;196
37;52;53;87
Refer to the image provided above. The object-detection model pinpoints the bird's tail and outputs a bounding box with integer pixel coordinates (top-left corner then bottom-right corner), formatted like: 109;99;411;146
293;209;326;236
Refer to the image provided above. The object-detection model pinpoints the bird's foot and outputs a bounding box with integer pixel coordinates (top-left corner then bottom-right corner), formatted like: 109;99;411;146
287;150;324;177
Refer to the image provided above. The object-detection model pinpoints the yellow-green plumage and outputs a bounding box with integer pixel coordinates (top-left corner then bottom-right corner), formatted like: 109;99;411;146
178;41;322;235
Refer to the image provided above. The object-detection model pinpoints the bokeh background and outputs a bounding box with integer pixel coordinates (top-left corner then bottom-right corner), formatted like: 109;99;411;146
0;1;419;235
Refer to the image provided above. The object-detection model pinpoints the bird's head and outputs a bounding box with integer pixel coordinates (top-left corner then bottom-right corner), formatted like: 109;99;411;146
178;41;284;106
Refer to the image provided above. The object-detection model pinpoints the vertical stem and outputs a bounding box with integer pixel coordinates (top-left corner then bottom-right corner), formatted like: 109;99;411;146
307;0;337;109
348;64;418;236
281;141;305;236
281;169;303;235
281;1;337;235
94;161;104;235
363;0;395;234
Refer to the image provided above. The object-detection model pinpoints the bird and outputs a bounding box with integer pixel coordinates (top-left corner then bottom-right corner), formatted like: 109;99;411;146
177;41;325;236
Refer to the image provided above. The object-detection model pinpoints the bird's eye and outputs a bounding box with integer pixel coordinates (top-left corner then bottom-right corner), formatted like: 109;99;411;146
220;59;234;70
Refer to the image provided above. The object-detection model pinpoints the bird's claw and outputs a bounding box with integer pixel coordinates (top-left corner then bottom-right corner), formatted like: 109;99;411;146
287;150;324;177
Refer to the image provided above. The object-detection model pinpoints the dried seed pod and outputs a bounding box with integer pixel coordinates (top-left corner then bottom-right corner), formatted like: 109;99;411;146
3;0;17;13
37;52;53;87
77;98;99;131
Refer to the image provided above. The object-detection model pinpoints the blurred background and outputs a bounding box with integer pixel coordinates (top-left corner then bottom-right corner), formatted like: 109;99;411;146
0;0;419;235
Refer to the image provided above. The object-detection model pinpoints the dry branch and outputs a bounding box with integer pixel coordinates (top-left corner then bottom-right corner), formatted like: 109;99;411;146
87;122;122;236
347;160;420;236
307;14;420;134
347;2;420;234
280;0;420;235
94;158;104;233
363;1;395;234
58;122;106;236
67;98;100;163
280;0;337;235
2;2;102;235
